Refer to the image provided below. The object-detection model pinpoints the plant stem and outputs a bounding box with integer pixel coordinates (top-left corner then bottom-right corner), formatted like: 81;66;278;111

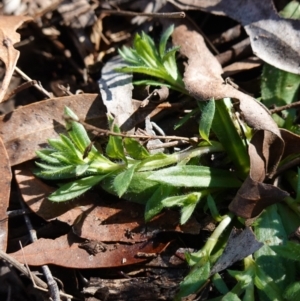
205;213;234;255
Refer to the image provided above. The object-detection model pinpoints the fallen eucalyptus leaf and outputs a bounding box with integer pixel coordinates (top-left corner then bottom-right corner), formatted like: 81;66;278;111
0;94;106;166
169;0;300;74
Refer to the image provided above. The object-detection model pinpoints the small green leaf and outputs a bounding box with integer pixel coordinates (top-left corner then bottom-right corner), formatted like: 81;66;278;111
212;99;250;178
123;137;150;159
36;149;60;164
222;292;242;301
159;24;174;59
48;175;107;202
283;282;300;301
254;205;293;295
207;194;222;222
48;138;69;152
34;163;77;180
271;241;300;261
68;121;91;153
254;264;284;301
116;65;165;80
50;152;80;165
162;46;180;80
64;106;79;130
144;185;174;221
180;202;197;224
60;134;82;158
162;192;201;208
132;79;170;88
147;165;241;188
174;107;200;130
199;99;215;144
175;261;210;301
106;116;126;161
113;163;138;197
137;152;175;171
134;32;160;68
212;273;229;295
161;192;202;224
118;46;141;65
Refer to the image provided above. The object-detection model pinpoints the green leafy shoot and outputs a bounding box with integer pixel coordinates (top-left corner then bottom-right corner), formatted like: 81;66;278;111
117;24;187;94
198;98;215;144
35;107;124;201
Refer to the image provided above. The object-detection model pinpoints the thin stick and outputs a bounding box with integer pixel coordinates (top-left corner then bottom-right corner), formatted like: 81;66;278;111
76;119;200;143
0;249;48;289
19;242;76;300
102;9;185;18
3;81;37;102
14;67;52;99
147;140;188;150
269;100;300;114
19;197;61;301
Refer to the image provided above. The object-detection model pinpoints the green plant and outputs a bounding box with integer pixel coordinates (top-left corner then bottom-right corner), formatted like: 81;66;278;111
117;24;186;94
35;21;300;300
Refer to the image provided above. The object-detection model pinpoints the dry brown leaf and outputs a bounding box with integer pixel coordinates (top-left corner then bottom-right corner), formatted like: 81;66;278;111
0;16;32;103
73;203;201;243
0;136;12;251
169;0;300;74
14;162;95;225
172;24;287;218
0;94;106;166
8;231;168;268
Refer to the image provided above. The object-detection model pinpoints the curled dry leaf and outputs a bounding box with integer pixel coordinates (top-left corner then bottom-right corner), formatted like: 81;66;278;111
172;24;288;218
8;231;167;268
169;0;300;74
0;16;32;103
0;136;12;251
0;94;106;166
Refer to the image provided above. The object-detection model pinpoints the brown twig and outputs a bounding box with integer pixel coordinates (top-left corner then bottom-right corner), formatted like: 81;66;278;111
19;197;60;301
75;119;200;144
3;81;38;102
269;100;300;114
102;10;185;19
14;67;52;99
0;249;48;289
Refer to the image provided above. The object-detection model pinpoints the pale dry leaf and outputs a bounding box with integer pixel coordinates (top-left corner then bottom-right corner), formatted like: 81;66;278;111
172;24;287;218
169;0;300;74
0;94;106;166
0;16;32;103
210;227;263;275
99;56;135;133
0;136;12;251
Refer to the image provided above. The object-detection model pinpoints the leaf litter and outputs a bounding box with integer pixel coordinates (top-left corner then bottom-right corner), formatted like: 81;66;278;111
2;1;300;300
